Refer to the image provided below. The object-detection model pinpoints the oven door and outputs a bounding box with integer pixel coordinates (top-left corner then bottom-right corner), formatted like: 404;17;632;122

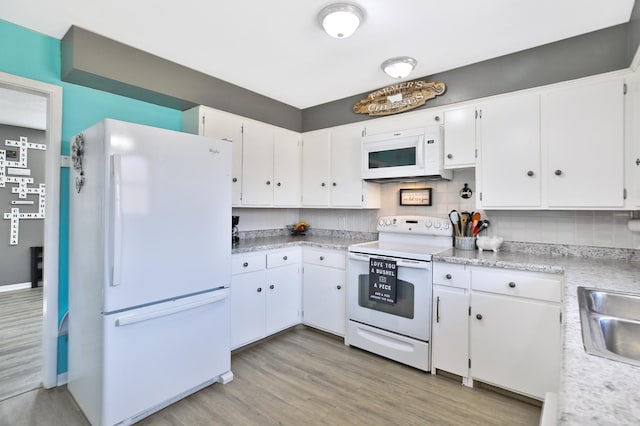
361;128;426;180
347;252;432;341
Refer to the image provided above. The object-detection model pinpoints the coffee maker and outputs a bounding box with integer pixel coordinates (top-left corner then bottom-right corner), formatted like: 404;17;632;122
232;215;240;244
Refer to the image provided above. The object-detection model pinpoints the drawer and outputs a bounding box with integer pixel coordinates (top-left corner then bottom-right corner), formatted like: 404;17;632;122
471;267;563;303
267;249;301;268
232;253;265;274
303;249;346;269
433;262;470;289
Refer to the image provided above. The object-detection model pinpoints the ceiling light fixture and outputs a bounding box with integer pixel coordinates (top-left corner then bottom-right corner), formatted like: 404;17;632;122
381;56;417;79
318;3;365;39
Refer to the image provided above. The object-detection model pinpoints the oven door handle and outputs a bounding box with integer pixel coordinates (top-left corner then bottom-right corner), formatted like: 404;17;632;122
348;252;431;270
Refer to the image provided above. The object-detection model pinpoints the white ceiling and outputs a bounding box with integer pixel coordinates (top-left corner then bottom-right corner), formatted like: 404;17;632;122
0;0;636;110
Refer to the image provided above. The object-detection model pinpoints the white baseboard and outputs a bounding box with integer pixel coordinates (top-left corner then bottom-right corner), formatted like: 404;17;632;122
0;282;32;293
56;372;68;386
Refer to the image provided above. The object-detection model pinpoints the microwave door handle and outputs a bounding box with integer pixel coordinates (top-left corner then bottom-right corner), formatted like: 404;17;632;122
416;139;425;167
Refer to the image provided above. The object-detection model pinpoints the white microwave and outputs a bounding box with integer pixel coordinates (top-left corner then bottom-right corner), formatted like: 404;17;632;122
361;126;452;181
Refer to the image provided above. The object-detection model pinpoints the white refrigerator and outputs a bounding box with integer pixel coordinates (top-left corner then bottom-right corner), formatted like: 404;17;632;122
68;119;233;426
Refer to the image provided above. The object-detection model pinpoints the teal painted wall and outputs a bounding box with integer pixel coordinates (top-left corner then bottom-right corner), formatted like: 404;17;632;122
0;19;183;373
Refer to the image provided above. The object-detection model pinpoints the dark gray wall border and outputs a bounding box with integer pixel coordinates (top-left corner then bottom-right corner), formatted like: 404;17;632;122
61;26;302;131
61;18;640;134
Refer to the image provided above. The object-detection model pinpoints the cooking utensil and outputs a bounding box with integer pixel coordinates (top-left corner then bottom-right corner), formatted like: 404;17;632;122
460;214;468;237
471;212;481;231
476;220;490;234
449;210;461;237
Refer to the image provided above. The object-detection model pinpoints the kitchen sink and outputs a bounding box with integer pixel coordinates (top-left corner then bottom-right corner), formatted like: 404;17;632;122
578;287;640;367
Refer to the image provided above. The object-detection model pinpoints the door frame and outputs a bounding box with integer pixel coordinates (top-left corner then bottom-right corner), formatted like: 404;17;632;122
0;71;62;389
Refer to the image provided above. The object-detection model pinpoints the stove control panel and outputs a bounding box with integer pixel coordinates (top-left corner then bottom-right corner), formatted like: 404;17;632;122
377;215;452;236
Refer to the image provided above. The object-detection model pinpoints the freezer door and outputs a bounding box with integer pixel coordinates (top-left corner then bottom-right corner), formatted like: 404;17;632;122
101;290;230;426
105;121;232;312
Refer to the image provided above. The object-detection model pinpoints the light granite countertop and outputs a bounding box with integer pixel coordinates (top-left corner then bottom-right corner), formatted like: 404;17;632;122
232;235;640;424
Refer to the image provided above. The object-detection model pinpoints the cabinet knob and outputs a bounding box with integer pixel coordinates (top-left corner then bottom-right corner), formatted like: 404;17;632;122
332;182;337;187
283;255;288;261
266;180;271;185
232;177;238;183
508;281;516;288
554;169;562;176
321;182;326;187
337;285;342;290
277;182;282;187
447;153;453;159
636;158;640;166
257;287;262;293
320;256;325;261
445;273;452;279
527;170;534;177
243;262;249;267
476;314;483;320
434;115;441;122
269;284;275;290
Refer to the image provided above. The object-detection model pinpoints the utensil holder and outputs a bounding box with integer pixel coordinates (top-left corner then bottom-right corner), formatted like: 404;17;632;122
455;236;476;251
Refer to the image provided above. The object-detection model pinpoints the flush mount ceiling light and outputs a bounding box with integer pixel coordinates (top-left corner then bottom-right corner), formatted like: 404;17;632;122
318;3;365;39
381;56;418;79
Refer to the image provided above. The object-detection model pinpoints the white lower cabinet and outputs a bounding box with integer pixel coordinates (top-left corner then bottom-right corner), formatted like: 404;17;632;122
469;267;562;400
302;248;346;336
431;263;470;379
431;262;563;400
231;249;301;349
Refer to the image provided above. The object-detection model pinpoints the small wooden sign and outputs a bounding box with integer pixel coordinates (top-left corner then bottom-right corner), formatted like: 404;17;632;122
353;80;446;116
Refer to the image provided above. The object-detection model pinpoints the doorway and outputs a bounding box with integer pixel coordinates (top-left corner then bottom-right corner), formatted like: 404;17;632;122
0;71;62;395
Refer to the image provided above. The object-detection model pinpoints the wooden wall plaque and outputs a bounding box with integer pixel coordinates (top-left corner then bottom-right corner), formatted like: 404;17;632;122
353;80;446;116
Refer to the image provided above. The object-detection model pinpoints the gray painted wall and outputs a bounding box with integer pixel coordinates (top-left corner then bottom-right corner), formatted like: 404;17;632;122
61;26;302;131
302;24;629;131
0;125;45;287
60;20;639;133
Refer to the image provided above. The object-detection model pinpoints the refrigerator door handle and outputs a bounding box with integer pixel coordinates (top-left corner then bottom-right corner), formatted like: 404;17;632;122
115;289;230;327
111;154;123;287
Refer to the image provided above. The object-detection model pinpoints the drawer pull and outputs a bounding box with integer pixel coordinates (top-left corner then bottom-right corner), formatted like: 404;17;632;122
337;285;342;290
320;256;325;261
257;287;262;293
508;282;516;288
445;274;452;280
269;284;275;290
476;314;483;320
243;262;249;267
283;255;288;261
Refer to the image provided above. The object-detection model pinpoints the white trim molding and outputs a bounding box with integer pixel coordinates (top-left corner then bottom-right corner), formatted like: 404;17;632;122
0;71;63;389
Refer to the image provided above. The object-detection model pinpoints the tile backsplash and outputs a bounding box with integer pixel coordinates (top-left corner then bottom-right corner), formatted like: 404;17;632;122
233;168;640;250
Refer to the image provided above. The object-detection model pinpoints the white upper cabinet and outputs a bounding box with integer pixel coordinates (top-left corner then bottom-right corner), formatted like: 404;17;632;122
301;125;380;208
476;75;626;210
363;109;441;136
273;130;302;206
477;93;541;208
300;129;331;207
182;106;243;205
542;78;625;208
627;73;640;208
443;105;477;169
242;121;275;206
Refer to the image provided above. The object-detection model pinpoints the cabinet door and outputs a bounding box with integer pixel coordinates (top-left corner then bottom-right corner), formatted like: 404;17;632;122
628;74;640;208
265;263;301;334
273;130;301;206
301;130;330;206
230;270;266;349
432;286;469;377
478;94;541;208
542;79;625;208
330;125;365;207
470;292;561;399
242;122;274;206
302;263;346;336
443;106;476;168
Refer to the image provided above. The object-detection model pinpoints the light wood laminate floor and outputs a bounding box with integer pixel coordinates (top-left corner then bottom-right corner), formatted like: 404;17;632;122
0;327;540;425
0;287;42;402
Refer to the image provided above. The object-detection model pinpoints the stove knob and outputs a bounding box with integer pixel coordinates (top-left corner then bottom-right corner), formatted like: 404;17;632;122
378;219;385;227
385;219;392;226
425;221;433;228
434;222;442;229
443;222;450;229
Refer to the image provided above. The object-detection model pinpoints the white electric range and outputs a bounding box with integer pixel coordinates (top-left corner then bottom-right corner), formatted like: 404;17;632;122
345;215;453;371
